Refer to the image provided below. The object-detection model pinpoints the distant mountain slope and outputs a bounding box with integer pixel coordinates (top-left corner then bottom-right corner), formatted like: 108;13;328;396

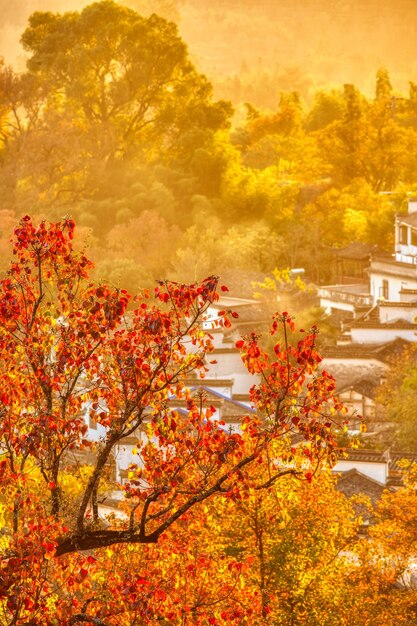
180;0;417;105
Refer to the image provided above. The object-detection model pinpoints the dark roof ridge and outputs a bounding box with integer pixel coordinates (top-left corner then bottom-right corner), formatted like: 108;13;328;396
336;467;386;488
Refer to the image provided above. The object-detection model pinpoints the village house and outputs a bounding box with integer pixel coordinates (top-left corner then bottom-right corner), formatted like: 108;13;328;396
319;199;417;338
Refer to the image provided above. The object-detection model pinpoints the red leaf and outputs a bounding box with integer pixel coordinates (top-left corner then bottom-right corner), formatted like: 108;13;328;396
79;568;88;580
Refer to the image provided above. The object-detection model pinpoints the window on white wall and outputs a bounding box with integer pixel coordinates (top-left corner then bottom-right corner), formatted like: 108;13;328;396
381;280;389;300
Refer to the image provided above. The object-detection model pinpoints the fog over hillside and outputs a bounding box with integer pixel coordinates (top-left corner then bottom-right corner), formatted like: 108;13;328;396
2;0;417;107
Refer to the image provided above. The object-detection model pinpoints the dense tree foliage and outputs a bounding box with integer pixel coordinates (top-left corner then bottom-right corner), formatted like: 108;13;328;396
2;0;417;108
0;216;348;623
377;345;417;451
1;1;417;297
1;241;416;626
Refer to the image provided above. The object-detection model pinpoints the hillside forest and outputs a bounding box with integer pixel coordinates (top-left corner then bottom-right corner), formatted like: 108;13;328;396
1;1;417;295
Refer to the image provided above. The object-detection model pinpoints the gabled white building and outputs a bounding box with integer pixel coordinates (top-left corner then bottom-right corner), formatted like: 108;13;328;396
319;199;417;344
368;202;417;310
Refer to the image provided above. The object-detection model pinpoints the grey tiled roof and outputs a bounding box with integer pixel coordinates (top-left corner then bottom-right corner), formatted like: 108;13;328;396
389;451;417;473
333;242;379;261
337;378;379;399
323;337;411;363
336;468;386;504
351;318;417;329
341;449;388;463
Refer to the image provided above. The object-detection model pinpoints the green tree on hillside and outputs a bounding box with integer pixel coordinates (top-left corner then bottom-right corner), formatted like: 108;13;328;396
21;1;231;162
377;345;417;452
320;72;417;192
0;1;232;218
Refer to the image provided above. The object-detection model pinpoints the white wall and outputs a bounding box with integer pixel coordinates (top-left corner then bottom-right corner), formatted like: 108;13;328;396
114;442;139;483
379;304;417;324
395;248;417;264
206;350;258;395
82;400;108;442
350;327;417;344
370;272;417;304
333;459;387;484
338;389;376;420
320;297;356;315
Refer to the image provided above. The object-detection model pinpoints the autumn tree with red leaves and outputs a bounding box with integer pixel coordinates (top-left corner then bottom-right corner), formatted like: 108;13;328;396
0;217;346;624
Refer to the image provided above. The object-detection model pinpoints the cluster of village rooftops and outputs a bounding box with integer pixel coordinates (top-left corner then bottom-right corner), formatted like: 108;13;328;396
83;201;417;516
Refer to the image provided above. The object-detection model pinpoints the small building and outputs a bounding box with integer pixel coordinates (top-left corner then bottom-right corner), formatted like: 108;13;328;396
336;468;386;505
336;378;380;424
318;200;417;339
333;241;376;283
334;448;417;490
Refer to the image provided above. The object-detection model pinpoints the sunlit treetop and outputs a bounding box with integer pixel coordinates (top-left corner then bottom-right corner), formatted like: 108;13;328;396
20;0;232;160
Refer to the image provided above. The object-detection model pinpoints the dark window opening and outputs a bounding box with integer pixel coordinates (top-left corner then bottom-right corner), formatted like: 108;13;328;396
382;279;389;300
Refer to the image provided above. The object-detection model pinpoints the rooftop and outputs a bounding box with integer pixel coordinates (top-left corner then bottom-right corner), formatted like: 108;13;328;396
333;242;379;261
397;212;417;228
337;378;379;399
336;468;386;504
341;449;389;464
323;337;410;363
351;318;417;329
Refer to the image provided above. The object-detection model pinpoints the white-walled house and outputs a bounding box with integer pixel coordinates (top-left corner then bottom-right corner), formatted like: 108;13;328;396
336;380;378;424
112;384;255;485
369;200;417;302
350;317;417;344
75;288;263;493
319;199;417;344
77;257;417;512
334;449;417;489
322;346;389;390
394;202;417;266
319;283;372;317
333;449;390;485
369;254;417;305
